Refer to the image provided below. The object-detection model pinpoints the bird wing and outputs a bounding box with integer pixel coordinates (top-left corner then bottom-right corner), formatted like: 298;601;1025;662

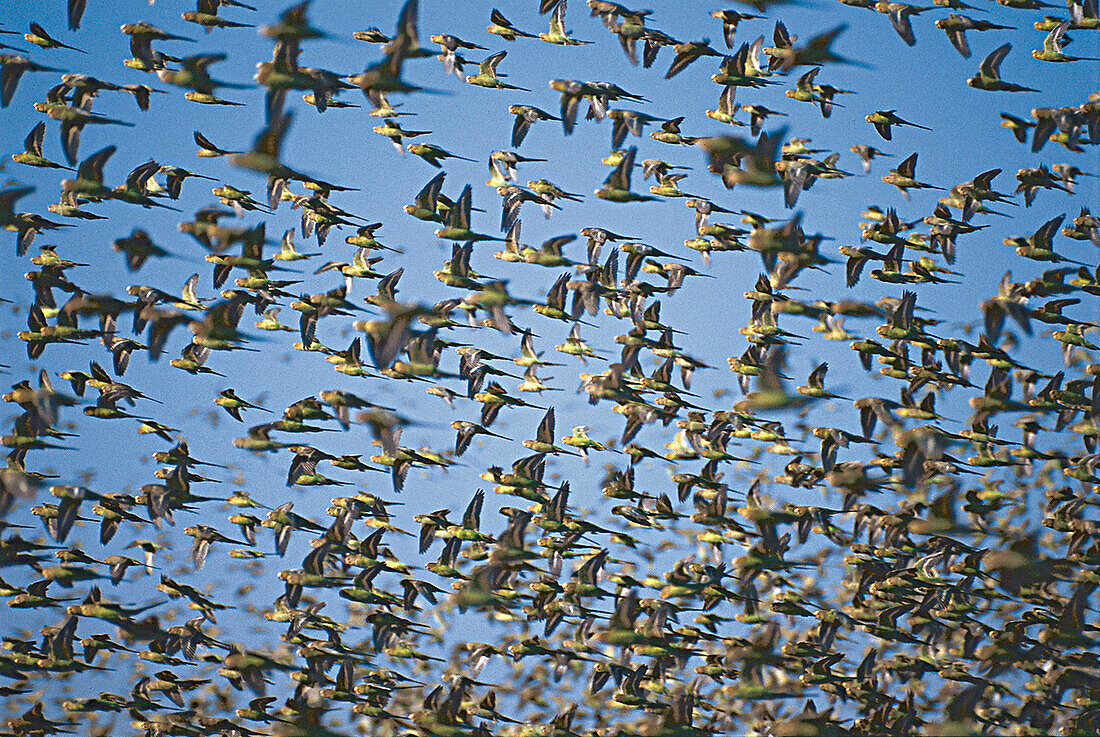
607;145;636;190
416;170;445;210
480;50;507;77
887;8;917;46
897;151;918;178
980;43;1011;81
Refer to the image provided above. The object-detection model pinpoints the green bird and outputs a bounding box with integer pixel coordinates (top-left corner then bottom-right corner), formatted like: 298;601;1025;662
24;23;85;53
651;116;698;145
666;39;722;78
1035;4;1100;31
849;144;892;174
345;221;394;252
968;44;1039;92
948;167;1015;220
1005;215;1078;263
433;242;483;289
373;118;431;154
739;103;786;137
111;160;175;210
608;108;667;147
763;20;854;71
83;394;151;421
466;50;530;90
596;146;655;202
526;233;579;267
866;110;931;141
935;14;1013;58
488;8;539;41
875;290;924;343
216;389;272;422
1033;21;1100;62
262;501;325;555
233;422;283;453
713;38;771;96
193;130;241;159
493;219;536;262
166;342;219;376
562;425;609;461
517;363;557;393
1015;165;1071;206
12;122;73;171
431;33;487;76
285;445;346;487
541;0;592;45
405;170;446;222
350;25;427;109
254;40;351;117
556;324;603;362
874;2;933;46
706;85;747;128
785;67;851;119
712;10;765;48
182;0;255;31
1;54;63;107
34;100;134;167
509;104;560;147
533;272;581;323
797;363;849;401
121;21;194;72
407;143;475;168
271;229;318;263
212;184;267;215
55;146;115;205
882;152;943;198
9;579;77;609
699;127;786;189
435;184;501;242
157;53;246;98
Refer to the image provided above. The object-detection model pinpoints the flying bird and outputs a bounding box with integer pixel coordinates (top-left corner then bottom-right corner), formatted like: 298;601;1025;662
968;44;1039;92
934;14;1013;58
882;152;944;197
595;146;655;202
874;2;933;46
866;110;932;141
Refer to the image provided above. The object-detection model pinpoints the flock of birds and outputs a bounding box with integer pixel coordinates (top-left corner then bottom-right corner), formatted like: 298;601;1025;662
0;0;1097;735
